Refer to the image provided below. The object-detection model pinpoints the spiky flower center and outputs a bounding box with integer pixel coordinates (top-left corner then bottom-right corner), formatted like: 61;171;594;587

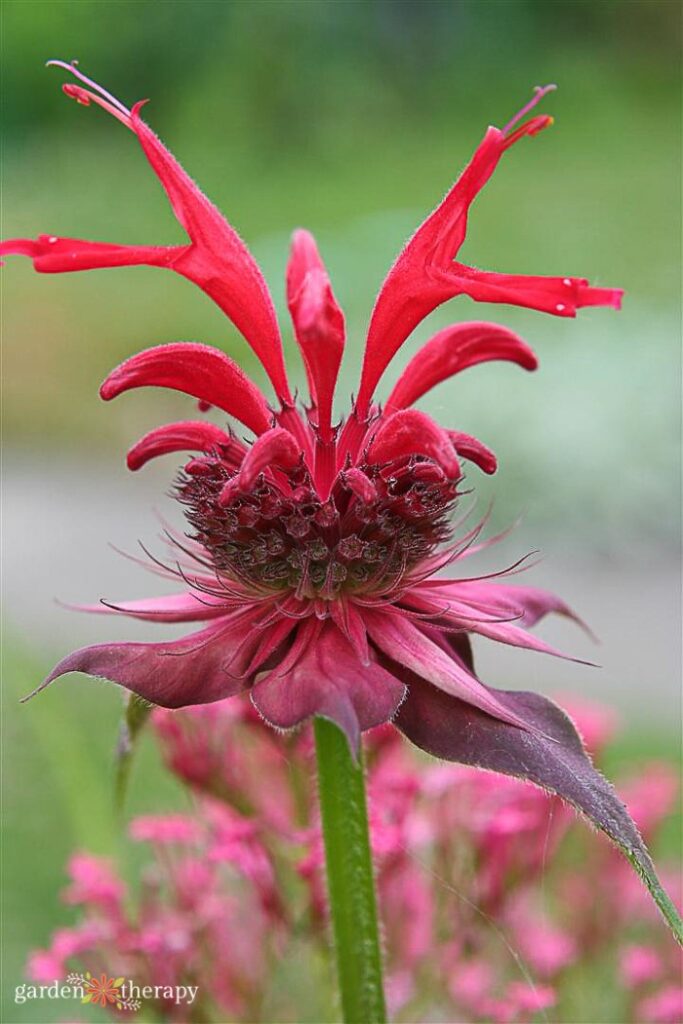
177;446;459;599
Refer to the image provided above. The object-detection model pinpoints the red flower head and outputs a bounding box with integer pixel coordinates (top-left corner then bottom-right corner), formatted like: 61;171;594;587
5;66;682;941
1;67;621;755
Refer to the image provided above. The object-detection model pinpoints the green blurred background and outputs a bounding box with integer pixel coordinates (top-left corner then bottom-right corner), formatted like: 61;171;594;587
2;1;681;1021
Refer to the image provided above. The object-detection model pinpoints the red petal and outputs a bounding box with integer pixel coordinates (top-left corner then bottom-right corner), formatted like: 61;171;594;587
237;427;303;490
128;104;291;403
328;598;370;666
126;420;242;471
357;127;506;410
356;122;622;412
2;65;291;402
448;431;498;475
342;467;378;503
448;266;624;317
100;343;273;437
366;409;461;479
433;580;589;630
286;229;345;440
385;322;537;413
0;234;179;272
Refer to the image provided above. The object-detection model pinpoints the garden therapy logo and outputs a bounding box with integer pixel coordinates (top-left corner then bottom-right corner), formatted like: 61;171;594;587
68;971;139;1011
14;973;199;1010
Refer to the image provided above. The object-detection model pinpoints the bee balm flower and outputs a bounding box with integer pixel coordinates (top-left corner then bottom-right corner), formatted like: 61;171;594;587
1;68;622;756
16;71;681;934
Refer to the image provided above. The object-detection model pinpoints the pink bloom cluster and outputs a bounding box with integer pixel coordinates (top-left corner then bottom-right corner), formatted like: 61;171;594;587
29;698;681;1023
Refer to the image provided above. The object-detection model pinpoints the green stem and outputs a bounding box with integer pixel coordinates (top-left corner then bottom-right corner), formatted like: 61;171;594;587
314;717;387;1024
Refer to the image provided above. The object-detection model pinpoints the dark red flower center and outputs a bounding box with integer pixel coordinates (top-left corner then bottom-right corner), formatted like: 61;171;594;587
177;443;459;599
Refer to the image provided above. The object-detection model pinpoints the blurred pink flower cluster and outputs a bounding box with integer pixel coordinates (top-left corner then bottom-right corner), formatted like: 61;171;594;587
29;699;681;1023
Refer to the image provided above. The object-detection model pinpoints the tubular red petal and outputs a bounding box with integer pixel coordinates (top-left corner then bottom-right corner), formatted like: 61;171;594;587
366;409;461;479
385;322;538;413
128;104;291;402
5;62;292;403
355;86;620;412
127;420;241;471
356;127;506;412
100;343;273;437
286;229;345;441
342;466;378;503
237;427;303;491
448;431;498;475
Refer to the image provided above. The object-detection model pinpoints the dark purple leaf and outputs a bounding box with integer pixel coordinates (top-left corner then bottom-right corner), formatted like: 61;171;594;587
396;676;682;945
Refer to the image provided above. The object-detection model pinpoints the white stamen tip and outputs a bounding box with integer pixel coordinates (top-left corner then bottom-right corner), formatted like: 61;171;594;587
47;236;58;243
556;303;566;312
563;278;572;287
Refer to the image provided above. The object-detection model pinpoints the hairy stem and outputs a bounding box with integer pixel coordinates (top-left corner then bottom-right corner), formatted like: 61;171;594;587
314;717;386;1024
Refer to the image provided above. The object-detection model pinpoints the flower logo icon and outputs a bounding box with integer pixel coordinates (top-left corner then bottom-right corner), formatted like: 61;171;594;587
82;972;124;1008
66;971;140;1011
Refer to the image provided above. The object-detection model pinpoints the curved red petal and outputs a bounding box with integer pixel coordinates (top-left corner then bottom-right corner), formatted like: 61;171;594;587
3;60;292;403
100;343;273;437
237;427;303;490
129;105;291;402
448;431;498;475
357;127;506;411
385;321;537;413
438;581;589;631
366;409;461;479
341;467;378;503
126;420;241;471
356;114;621;412
286;229;345;441
128;94;289;403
